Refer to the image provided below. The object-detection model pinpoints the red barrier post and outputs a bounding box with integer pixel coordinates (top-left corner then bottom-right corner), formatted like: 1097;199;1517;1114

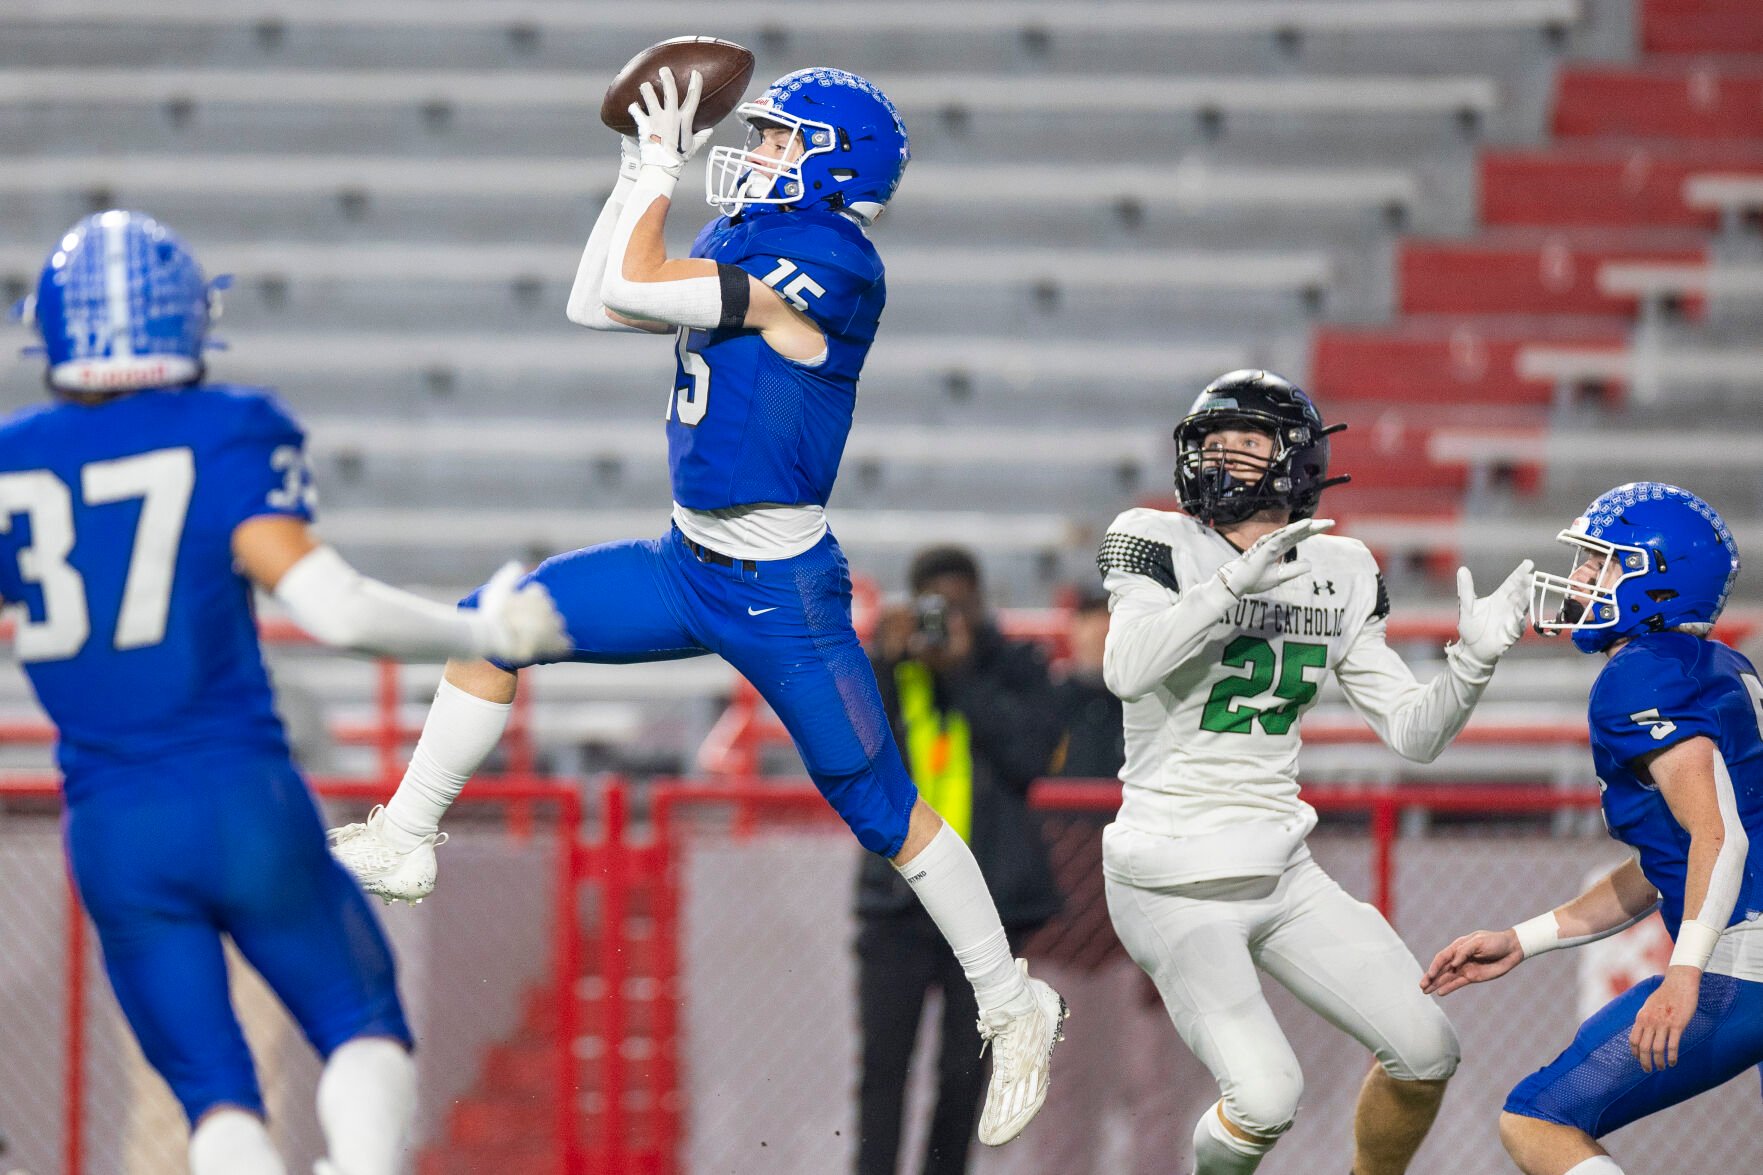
601;781;629;1175
1371;798;1399;918
375;659;401;783
553;783;585;1175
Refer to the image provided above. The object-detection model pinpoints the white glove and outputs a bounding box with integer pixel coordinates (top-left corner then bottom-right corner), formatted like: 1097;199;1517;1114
1450;559;1534;671
618;133;642;183
470;561;571;666
1215;518;1335;599
628;67;715;179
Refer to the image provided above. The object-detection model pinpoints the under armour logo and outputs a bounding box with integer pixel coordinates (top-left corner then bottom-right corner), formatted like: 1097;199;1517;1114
1312;581;1336;596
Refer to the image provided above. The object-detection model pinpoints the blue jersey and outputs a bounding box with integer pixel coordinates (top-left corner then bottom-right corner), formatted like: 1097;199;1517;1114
1588;631;1763;934
667;211;886;510
0;384;316;797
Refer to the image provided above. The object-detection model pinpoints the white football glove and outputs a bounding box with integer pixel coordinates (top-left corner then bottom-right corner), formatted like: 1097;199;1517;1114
470;561;571;666
1215;518;1335;599
1450;559;1535;671
628;67;715;179
618;132;643;182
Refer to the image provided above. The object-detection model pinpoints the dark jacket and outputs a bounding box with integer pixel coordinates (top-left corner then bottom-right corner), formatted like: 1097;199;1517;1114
855;622;1064;931
1052;671;1125;780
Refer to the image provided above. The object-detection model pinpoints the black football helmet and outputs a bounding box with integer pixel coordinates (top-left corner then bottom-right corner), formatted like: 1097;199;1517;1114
1173;370;1350;525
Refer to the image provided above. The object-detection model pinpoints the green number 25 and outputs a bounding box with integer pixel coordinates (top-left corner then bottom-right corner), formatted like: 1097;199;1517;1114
1200;636;1327;736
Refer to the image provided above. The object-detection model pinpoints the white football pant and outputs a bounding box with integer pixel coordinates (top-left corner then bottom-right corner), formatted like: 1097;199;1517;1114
1105;857;1459;1140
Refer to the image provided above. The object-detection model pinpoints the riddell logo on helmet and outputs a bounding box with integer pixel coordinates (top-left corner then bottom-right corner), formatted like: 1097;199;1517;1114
57;358;191;391
86;363;167;388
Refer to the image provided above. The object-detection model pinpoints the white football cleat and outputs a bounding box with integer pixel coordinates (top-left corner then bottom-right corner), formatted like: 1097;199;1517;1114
327;805;446;904
313;1162;339;1175
975;959;1068;1147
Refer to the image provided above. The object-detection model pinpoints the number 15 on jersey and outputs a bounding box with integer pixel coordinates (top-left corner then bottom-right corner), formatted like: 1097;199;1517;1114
670;329;710;427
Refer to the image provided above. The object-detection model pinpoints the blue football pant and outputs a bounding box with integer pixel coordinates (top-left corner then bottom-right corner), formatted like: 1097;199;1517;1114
64;755;411;1125
1504;970;1763;1137
501;526;918;856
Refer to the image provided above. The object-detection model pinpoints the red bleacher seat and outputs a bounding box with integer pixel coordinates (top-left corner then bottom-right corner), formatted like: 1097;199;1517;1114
1481;146;1763;228
1555;66;1763;140
1643;0;1763;54
1311;320;1629;407
1398;236;1707;316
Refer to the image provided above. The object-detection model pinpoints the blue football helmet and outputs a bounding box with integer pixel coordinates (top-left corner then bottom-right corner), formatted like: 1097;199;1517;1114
705;68;910;224
1531;482;1740;653
15;210;224;394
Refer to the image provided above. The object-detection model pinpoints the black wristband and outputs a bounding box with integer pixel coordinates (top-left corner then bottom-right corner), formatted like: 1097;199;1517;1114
716;263;751;331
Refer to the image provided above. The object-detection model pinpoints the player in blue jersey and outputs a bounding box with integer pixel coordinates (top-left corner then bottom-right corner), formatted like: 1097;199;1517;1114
1421;483;1763;1175
4;211;567;1175
328;66;1069;1146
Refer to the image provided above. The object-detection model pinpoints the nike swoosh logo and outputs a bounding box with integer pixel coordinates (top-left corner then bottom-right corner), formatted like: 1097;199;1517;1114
748;606;779;616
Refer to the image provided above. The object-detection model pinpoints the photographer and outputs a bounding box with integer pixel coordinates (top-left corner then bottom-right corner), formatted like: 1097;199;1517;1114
853;546;1064;1175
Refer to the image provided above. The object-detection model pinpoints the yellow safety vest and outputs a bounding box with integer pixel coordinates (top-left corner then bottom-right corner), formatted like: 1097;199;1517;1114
894;660;973;843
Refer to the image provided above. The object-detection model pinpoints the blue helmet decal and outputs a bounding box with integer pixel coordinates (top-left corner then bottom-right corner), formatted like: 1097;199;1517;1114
21;210;223;394
1532;482;1740;653
705;68;910;223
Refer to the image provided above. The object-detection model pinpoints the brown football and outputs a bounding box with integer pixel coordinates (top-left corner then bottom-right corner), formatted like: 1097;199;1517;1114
600;37;757;136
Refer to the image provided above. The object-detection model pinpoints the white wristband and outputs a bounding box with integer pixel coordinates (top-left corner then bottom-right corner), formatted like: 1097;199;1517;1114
1668;919;1721;971
1513;912;1560;959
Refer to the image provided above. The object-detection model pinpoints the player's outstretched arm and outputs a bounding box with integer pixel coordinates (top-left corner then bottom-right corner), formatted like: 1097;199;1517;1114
1334;558;1533;763
1101;518;1332;701
565;135;669;334
1422;858;1661;997
233;515;569;666
596;68;827;361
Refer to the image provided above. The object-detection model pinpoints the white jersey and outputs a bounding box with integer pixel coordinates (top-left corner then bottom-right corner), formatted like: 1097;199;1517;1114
1099;507;1494;887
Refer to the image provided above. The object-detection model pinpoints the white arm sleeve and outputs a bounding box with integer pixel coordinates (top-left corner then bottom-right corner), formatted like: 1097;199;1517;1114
599;168;730;330
1673;749;1752;968
1333;618;1492;764
1694;750;1750;930
565;173;650;332
1102;570;1238;702
274;545;489;661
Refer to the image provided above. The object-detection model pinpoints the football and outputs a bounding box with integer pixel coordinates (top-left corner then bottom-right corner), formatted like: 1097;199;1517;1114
600;36;757;137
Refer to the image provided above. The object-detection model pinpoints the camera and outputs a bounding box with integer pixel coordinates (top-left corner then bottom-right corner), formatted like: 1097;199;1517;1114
912;593;951;647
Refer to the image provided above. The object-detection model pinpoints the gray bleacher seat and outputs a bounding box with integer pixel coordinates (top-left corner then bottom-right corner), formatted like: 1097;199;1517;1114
1;1;1587;76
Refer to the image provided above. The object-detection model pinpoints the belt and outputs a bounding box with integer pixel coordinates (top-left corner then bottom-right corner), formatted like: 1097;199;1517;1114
681;534;758;572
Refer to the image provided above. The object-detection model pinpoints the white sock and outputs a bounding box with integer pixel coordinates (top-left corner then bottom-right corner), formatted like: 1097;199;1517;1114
1564;1158;1625;1175
381;678;511;851
894;822;1027;1016
189;1107;287;1175
1192;1102;1272;1175
317;1036;416;1175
